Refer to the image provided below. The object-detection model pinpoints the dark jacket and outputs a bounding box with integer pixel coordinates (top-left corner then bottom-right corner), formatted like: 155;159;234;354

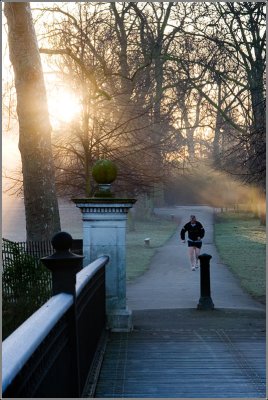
180;221;205;241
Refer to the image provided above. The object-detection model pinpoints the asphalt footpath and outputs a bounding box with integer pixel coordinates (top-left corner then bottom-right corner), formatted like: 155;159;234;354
126;205;265;329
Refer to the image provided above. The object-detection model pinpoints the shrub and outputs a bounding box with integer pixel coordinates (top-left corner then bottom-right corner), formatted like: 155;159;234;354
2;240;52;339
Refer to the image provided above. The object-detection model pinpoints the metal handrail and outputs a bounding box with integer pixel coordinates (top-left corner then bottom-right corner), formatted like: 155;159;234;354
2;255;109;397
76;256;109;296
2;293;73;392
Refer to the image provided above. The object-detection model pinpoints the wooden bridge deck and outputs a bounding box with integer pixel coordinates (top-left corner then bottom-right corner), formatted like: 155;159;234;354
92;310;266;398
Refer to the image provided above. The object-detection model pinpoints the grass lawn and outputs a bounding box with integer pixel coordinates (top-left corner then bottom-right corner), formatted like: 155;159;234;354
214;212;266;304
126;216;178;282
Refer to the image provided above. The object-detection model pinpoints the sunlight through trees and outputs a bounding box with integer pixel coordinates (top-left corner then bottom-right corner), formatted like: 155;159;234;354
2;2;266;224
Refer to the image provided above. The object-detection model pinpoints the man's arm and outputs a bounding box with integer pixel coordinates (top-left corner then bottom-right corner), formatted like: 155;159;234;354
199;223;205;239
180;224;187;241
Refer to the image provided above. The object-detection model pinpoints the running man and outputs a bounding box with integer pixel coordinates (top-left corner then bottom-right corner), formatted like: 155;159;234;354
180;215;205;271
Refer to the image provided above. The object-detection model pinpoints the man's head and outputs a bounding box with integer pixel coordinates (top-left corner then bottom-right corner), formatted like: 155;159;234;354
190;215;196;223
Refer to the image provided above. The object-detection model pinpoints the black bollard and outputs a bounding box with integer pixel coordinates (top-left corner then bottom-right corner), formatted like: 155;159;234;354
41;231;84;296
197;253;214;310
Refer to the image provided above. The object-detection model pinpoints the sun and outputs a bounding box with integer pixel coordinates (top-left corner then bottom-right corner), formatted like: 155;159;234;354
47;88;81;125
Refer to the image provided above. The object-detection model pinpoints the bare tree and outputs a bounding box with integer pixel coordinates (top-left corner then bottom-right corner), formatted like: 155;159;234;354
4;2;265;212
173;2;266;188
34;3;173;197
4;2;61;241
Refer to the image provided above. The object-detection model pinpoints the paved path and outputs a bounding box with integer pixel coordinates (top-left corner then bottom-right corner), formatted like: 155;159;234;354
94;206;266;398
127;205;264;311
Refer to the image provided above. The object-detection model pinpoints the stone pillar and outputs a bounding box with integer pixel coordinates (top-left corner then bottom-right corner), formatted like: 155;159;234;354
73;198;136;332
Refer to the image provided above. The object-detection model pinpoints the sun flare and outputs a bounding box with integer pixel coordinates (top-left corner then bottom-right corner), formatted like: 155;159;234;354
48;88;81;125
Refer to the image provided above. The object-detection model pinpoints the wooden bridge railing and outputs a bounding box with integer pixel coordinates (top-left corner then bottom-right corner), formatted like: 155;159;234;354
2;231;109;398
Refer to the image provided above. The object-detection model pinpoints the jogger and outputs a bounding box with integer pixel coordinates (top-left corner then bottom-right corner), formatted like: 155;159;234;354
180;215;205;271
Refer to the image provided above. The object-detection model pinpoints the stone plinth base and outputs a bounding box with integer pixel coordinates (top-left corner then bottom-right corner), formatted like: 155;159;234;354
106;308;132;332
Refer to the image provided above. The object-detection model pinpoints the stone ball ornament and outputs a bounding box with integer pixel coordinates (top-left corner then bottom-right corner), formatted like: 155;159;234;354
92;159;118;184
92;159;118;198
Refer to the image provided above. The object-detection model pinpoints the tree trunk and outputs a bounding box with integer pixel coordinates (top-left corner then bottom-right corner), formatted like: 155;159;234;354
248;71;266;192
181;104;195;161
4;2;61;241
213;79;224;165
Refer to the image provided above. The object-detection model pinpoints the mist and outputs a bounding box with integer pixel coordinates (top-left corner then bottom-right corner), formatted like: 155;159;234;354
164;163;265;218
